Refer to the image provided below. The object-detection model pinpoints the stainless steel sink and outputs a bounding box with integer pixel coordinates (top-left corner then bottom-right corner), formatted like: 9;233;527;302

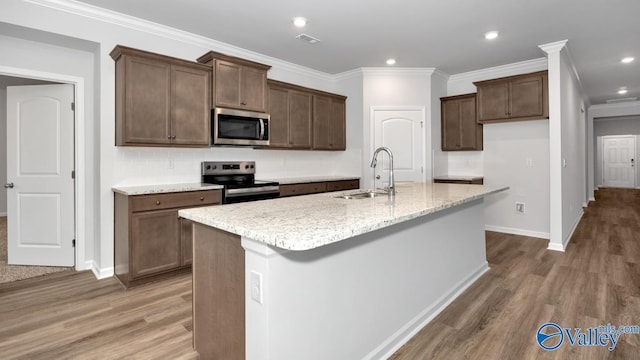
335;190;389;199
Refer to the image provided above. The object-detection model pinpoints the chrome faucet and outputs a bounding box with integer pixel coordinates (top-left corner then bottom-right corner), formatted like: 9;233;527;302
370;147;395;195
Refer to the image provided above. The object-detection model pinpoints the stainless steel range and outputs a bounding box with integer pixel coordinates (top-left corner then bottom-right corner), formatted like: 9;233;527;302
201;161;279;204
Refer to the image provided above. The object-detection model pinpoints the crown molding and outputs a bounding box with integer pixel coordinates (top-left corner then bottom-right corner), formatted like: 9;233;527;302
448;58;548;84
24;0;334;82
539;40;568;55
361;67;438;77
589;100;640;111
333;68;364;82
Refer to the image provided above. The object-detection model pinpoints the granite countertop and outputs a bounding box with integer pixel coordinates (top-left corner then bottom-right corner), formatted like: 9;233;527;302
264;175;360;185
179;182;508;251
112;182;223;196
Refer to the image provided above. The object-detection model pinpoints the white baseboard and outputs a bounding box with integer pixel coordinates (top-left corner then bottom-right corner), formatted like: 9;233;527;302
91;261;114;280
547;242;565;252
484;225;550;239
547;208;584;252
371;262;490;360
0;212;6;217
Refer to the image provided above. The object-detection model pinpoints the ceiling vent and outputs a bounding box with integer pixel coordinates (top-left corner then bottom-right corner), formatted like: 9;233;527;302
296;33;321;44
606;97;638;104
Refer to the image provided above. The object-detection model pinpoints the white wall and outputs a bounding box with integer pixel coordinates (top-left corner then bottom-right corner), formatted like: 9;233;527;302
0;0;362;277
446;59;551;238
0;88;5;215
361;69;435;189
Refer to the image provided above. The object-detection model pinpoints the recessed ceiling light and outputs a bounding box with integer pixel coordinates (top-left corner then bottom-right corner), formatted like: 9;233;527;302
621;57;634;64
292;17;307;28
484;31;499;40
618;89;628;95
386;58;396;65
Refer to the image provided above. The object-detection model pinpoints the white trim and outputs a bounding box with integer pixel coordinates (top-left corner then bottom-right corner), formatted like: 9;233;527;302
371;262;490;360
547;242;565;252
448;58;548;83
590;100;640;112
25;0;334;83
361;67;437;76
484;225;550;240
91;261;113;280
559;208;584;251
0;65;87;272
0;212;6;217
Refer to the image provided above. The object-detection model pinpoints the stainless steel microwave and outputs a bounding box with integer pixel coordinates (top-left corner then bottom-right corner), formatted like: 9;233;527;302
211;108;270;146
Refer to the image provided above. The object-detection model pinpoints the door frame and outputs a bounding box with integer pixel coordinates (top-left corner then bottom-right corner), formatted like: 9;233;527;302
369;106;427;189
1;65;86;271
600;134;637;188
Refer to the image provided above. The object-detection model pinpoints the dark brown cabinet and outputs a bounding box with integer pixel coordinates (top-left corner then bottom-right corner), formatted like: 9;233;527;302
197;51;271;113
279;179;359;197
474;70;548;123
313;95;346;150
114;189;222;288
111;45;211;147
441;93;483;151
267;80;313;148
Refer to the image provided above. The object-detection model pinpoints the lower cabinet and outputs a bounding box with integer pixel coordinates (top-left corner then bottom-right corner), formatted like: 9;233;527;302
279;179;359;198
114;189;221;288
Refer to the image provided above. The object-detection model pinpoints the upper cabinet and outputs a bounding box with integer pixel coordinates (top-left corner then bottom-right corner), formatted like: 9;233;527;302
313;94;346;151
267;80;313;149
197;51;271;113
474;70;548;124
111;45;211;147
267;79;347;151
441;93;482;151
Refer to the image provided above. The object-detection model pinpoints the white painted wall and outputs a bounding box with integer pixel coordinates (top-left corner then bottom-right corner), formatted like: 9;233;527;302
446;59;551;238
0;0;362;276
361;69;441;189
0;88;5;215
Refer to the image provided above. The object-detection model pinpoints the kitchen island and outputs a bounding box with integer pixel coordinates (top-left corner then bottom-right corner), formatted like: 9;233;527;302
179;182;507;360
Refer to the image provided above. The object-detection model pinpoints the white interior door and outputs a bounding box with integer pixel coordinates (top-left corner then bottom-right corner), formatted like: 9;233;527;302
372;108;425;189
6;84;75;266
602;135;635;188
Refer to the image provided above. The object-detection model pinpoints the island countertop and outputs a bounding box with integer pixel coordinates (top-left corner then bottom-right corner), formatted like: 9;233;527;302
179;182;508;251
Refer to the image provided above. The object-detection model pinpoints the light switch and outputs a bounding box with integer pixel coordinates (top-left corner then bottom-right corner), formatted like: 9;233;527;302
250;271;263;304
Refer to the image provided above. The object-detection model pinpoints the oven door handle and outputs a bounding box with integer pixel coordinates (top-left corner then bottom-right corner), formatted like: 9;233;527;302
226;185;280;197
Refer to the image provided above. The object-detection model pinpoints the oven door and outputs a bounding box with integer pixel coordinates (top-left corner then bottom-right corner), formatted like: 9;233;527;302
212;108;270;146
223;185;280;204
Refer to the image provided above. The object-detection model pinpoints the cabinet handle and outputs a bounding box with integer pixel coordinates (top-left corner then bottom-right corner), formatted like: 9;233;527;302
167;135;172;139
200;197;204;201
241;101;247;106
156;200;161;205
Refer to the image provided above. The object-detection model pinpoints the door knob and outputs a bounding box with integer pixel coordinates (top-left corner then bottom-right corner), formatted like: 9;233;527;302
376;175;381;180
4;183;14;188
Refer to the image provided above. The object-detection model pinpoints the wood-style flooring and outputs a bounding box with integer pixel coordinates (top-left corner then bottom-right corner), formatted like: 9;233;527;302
0;188;638;359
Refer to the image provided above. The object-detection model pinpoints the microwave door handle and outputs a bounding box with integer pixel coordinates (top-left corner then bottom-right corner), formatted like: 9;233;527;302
259;119;265;140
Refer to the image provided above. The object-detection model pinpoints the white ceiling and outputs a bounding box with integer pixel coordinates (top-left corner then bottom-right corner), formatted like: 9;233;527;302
75;0;640;105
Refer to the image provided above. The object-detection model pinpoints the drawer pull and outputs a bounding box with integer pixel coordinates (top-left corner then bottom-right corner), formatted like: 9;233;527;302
156;200;161;205
200;197;204;201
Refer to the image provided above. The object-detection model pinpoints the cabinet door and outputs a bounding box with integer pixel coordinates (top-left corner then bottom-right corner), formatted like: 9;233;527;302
459;96;481;150
328;98;346;150
476;81;509;122
123;56;171;144
180;218;194;266
312;95;331;149
214;60;242;108
130;209;181;279
241;66;268;112
289;90;313;148
171;65;211;145
509;73;545;118
442;99;462;150
267;85;290;148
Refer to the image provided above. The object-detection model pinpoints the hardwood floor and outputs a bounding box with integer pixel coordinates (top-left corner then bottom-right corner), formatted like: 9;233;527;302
0;188;638;359
390;188;640;359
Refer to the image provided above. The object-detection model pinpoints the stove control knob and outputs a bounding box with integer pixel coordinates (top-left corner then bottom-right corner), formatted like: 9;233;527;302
212;165;217;170
250;165;254;169
245;165;250;169
206;165;211;170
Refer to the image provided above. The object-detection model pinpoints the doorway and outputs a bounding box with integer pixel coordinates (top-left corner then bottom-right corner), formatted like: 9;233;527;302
371;107;426;190
0;66;86;275
601;135;636;188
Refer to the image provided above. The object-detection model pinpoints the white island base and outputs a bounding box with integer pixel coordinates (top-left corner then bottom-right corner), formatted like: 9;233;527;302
191;197;489;360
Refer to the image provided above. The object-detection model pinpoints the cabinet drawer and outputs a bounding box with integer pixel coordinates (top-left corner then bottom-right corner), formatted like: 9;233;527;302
280;183;327;197
131;190;222;212
326;180;359;192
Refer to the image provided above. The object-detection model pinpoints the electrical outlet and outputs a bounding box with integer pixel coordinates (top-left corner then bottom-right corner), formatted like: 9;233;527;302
250;271;263;304
526;158;533;167
515;202;526;214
